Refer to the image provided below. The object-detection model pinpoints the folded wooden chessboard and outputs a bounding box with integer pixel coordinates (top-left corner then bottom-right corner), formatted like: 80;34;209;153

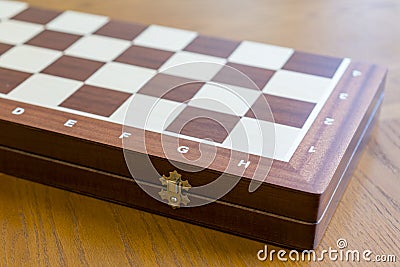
0;0;387;249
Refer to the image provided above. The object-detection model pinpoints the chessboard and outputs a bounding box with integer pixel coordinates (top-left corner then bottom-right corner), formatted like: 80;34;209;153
0;0;387;249
0;0;349;162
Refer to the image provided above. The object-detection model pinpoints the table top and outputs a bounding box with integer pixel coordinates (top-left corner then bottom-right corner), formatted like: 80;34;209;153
1;0;399;265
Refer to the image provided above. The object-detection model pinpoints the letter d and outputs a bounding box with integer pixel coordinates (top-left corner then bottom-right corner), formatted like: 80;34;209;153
257;245;268;261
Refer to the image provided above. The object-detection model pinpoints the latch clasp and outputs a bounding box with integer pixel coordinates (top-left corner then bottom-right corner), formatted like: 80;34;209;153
159;170;191;209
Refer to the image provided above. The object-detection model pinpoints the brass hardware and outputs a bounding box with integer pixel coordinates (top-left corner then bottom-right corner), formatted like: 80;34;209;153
159;170;191;209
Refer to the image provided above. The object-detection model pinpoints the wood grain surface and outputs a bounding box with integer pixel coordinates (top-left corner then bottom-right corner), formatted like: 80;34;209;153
1;0;399;266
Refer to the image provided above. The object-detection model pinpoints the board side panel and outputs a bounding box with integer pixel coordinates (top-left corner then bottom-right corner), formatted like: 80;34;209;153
317;71;386;219
0;146;317;250
314;93;382;247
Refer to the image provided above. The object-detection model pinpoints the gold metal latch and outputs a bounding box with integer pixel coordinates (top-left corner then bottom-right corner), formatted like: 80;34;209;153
159;170;191;209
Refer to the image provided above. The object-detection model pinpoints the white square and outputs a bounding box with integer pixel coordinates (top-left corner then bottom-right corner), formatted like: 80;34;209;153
0;0;27;19
7;73;82;107
189;83;261;116
222;117;300;161
229;41;294;70
0;20;44;45
120;94;186;132
160;51;226;80
65;35;130;62
46;10;108;35
86;62;156;93
0;45;61;73
134;25;197;52
263;70;331;103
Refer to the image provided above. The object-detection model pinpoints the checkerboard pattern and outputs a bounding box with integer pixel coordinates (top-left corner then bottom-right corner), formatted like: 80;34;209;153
0;1;349;161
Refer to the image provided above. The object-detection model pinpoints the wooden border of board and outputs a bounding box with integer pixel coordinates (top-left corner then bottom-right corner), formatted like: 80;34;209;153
0;88;382;249
0;61;386;223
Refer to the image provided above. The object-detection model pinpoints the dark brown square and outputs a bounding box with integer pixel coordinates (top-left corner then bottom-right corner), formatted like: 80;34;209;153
12;7;61;24
94;21;147;41
166;106;240;143
245;94;315;128
283;51;343;78
0;68;31;94
26;30;81;51
115;45;173;69
184;35;240;58
212;62;275;89
0;43;12;55
42;56;104;81
60;85;131;117
138;73;204;103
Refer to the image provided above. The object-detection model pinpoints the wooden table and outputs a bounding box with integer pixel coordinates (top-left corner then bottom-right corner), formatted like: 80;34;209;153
1;0;399;265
